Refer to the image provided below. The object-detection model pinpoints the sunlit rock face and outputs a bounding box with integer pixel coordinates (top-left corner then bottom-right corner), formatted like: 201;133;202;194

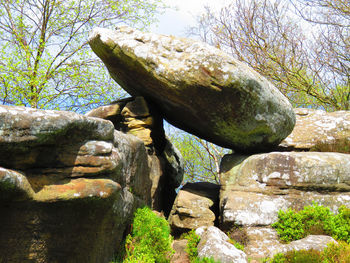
219;152;350;228
0;105;151;263
89;26;296;152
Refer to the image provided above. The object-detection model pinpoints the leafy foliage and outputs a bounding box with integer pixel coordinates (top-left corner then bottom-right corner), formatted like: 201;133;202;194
192;257;222;263
168;126;229;184
182;230;201;262
181;230;222;263
322;241;350;263
230;240;245;251
122;206;174;263
324;206;350;243
0;0;166;112
272;203;350;243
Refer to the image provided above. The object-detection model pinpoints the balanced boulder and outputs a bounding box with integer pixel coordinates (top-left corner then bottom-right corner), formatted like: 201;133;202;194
89;26;295;152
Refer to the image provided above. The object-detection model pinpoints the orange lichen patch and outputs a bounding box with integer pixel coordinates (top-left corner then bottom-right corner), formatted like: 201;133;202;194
34;178;121;202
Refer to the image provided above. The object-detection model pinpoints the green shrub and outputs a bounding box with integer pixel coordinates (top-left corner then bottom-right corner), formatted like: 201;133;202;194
122;206;174;263
322;241;350;263
226;227;249;248
272;203;350;243
266;241;350;263
182;230;222;263
192;257;222;263
182;230;201;262
227;238;245;251
324;205;350;243
271;208;305;242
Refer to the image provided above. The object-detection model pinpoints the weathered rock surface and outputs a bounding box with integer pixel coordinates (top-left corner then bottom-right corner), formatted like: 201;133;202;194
274;235;337;256
87;96;163;150
89;26;296;152
196;226;248;263
0;105;152;263
220;152;350;228
168;182;220;235
244;227;337;260
171;239;190;263
279;108;350;152
87;97;184;215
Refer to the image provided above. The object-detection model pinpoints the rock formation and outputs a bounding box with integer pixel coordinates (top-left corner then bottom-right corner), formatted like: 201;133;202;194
86;96;184;214
220;152;350;227
217;108;350;260
0;104;182;263
1;22;349;262
88;26;296;152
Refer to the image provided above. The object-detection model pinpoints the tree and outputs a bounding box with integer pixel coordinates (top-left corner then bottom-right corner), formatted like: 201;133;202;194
0;0;165;112
188;0;349;111
168;126;229;185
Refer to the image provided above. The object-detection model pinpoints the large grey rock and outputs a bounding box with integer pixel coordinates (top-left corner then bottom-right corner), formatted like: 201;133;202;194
88;26;296;152
196;226;248;263
279;108;350;152
0;105;151;263
220;152;350;228
0;105;114;171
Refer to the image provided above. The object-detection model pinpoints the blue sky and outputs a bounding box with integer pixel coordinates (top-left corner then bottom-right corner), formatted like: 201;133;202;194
150;0;229;37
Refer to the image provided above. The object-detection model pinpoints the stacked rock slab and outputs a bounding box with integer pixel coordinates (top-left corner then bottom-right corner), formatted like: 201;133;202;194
0;105;153;263
88;26;296;153
86;96;184;214
168;182;220;235
219;108;350;260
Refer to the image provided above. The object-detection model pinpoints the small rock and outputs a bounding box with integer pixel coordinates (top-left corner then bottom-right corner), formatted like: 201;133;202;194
195;226;248;263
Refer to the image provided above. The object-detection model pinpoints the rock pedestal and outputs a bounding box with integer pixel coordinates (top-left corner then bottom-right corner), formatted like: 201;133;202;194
87;96;184;215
